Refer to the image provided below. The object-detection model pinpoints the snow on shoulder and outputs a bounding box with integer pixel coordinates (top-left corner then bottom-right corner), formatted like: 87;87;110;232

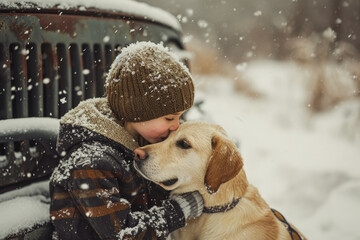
2;0;181;32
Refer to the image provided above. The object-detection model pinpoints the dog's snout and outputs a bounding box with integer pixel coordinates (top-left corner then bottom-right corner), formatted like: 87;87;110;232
134;148;149;161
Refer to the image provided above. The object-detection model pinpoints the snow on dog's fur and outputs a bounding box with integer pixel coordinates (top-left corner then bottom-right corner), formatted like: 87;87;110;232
134;121;305;240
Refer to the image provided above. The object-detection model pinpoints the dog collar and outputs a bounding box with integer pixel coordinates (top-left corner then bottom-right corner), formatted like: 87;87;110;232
203;197;241;214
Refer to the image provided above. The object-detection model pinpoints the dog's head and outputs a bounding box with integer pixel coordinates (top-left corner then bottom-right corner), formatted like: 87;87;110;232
134;121;243;194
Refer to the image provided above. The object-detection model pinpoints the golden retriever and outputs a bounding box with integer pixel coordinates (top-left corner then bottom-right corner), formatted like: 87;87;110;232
134;121;305;240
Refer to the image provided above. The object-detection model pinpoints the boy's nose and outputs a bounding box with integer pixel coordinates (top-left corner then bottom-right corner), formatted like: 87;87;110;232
134;148;148;161
169;120;180;131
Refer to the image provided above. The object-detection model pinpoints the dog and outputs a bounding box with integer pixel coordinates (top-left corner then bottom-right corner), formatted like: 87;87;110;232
134;121;305;240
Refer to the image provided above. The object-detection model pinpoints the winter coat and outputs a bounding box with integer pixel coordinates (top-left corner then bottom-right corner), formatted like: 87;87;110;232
50;98;185;240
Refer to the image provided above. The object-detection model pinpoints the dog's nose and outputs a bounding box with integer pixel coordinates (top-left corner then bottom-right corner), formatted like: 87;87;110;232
134;148;149;161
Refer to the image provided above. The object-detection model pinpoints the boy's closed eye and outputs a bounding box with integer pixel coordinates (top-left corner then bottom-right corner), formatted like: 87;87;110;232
165;112;184;122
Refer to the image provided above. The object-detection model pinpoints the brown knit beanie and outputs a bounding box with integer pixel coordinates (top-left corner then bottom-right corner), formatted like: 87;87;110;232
105;42;194;123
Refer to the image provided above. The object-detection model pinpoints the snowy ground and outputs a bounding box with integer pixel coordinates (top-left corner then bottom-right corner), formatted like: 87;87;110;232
187;60;360;240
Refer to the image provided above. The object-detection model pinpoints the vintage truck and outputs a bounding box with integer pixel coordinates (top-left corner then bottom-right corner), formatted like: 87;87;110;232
0;0;186;238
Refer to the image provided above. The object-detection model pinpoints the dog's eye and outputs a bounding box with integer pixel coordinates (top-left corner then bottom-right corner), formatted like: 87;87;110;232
176;139;192;149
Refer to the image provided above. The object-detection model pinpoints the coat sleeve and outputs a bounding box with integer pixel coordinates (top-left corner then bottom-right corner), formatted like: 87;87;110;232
65;155;186;240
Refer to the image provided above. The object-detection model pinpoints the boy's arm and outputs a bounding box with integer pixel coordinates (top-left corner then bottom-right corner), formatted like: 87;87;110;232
65;166;202;239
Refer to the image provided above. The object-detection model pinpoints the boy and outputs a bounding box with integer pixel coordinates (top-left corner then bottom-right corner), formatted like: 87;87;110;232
50;42;203;239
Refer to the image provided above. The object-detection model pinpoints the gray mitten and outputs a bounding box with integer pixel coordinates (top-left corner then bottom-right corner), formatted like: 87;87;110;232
171;191;204;219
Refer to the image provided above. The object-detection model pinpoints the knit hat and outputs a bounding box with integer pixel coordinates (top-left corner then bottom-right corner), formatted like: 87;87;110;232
105;42;194;123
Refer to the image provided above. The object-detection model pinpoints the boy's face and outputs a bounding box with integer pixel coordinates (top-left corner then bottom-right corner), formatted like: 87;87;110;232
127;111;186;144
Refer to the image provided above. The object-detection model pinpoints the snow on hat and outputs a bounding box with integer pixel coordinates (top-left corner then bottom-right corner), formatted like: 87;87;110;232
105;41;194;123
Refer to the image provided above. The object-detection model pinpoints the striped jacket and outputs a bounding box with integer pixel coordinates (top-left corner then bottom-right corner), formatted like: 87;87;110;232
50;98;185;239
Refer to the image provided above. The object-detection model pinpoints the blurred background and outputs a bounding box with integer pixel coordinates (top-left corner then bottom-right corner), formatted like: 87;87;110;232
143;0;360;60
141;0;360;113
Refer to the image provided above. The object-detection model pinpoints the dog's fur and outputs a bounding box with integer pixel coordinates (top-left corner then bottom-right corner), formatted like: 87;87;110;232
134;121;305;240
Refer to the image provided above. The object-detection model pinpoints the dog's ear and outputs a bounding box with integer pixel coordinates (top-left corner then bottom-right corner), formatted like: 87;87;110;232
204;134;243;194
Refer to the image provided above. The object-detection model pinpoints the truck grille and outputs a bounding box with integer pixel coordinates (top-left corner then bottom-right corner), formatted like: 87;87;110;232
0;8;183;190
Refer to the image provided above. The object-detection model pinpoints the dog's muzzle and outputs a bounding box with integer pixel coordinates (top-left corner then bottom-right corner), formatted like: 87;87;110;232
133;149;178;188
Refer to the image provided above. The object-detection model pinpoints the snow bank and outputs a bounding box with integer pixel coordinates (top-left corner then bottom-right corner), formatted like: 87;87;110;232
0;181;50;239
303;180;360;240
